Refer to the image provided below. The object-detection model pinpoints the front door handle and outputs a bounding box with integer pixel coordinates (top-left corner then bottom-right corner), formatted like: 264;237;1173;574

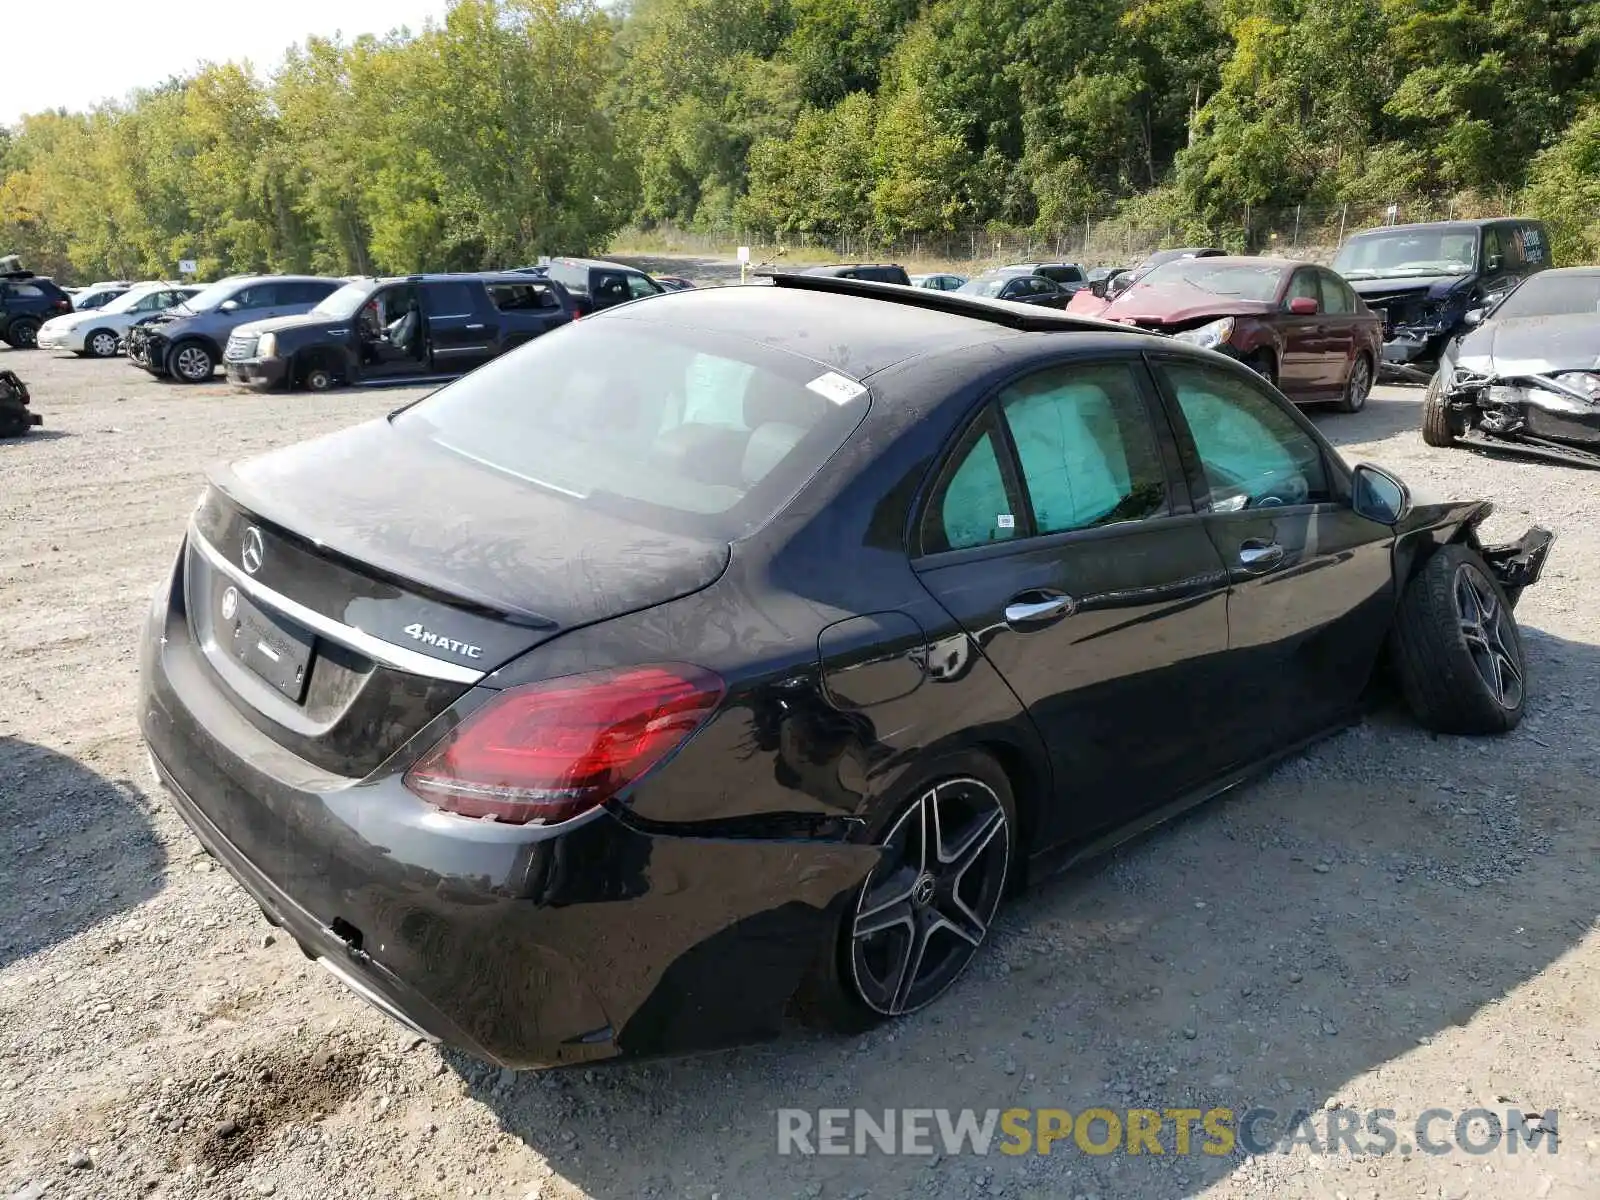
466;323;485;330
1004;591;1076;628
1239;541;1285;571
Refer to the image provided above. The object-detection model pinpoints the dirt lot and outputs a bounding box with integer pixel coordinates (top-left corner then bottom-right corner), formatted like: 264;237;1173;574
2;307;1598;1200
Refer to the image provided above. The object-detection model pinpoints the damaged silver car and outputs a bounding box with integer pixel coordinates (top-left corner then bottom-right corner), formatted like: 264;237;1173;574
1423;267;1600;466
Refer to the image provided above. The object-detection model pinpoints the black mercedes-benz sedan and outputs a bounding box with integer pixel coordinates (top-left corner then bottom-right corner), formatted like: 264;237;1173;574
139;274;1553;1069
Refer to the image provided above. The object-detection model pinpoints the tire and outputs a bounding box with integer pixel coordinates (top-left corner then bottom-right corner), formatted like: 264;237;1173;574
0;401;35;438
298;359;339;393
167;340;215;384
1333;353;1373;414
5;318;40;349
1245;350;1277;386
1421;368;1461;447
1391;543;1526;735
85;328;120;358
795;750;1017;1034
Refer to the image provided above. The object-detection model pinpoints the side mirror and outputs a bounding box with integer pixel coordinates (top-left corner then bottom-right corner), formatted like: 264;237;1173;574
1090;279;1108;298
219;299;239;313
1462;308;1484;327
1351;462;1411;525
1288;296;1319;316
1484;255;1503;273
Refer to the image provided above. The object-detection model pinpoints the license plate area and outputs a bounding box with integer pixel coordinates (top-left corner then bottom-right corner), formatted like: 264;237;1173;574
218;583;315;703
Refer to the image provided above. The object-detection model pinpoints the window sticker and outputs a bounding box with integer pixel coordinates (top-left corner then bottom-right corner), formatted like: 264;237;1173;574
997;514;1016;529
806;371;868;405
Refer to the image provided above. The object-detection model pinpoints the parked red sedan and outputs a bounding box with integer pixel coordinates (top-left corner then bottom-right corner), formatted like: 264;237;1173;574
1089;256;1383;411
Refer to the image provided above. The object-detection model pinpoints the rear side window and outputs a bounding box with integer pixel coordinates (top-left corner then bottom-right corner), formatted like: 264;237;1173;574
922;415;1019;554
488;283;562;312
1517;224;1549;267
1317;270;1354;314
427;282;479;316
281;280;337;305
1158;361;1331;510
394;322;870;540
6;283;45;298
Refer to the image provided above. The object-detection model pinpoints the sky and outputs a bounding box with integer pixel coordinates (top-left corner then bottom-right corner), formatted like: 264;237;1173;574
3;0;455;127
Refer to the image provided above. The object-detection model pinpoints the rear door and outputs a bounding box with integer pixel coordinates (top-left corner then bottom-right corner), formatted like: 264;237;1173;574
1148;354;1396;761
912;356;1233;847
424;280;496;373
1315;268;1359;385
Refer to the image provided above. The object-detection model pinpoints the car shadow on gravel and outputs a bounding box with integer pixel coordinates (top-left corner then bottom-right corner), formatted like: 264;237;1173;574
0;736;167;972
1313;394;1424;444
0;429;71;445
459;627;1596;1200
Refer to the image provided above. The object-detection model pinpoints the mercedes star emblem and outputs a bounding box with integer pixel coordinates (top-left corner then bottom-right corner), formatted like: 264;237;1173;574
221;586;238;621
241;527;265;575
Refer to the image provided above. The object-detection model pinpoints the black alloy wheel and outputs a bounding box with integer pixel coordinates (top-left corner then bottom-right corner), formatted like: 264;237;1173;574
1454;561;1524;712
849;776;1011;1017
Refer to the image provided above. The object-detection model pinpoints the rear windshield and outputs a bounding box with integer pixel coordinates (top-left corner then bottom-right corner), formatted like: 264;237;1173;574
959;276;1013;298
546;261;591;293
392;318;871;540
1493;272;1600;319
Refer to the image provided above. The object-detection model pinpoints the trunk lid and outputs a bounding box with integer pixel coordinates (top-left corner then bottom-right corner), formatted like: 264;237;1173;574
184;417;730;775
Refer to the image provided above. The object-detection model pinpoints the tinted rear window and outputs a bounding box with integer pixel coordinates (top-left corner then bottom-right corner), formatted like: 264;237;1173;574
546;262;591;292
392;319;870;540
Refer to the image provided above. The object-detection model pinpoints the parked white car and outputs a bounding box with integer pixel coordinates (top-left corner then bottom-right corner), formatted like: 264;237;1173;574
65;281;135;311
37;282;203;357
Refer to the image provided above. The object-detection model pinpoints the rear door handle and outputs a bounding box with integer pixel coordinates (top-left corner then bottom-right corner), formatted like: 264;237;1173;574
1239;541;1285;571
1004;591;1076;628
466;323;485;330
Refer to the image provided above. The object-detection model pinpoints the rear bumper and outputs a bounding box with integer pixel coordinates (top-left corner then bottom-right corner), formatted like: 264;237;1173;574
36;331;83;352
137;549;871;1067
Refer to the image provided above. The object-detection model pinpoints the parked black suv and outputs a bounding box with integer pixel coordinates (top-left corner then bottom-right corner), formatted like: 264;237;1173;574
1;270;74;348
543;257;665;316
1332;218;1553;383
224;273;577;391
800;263;913;285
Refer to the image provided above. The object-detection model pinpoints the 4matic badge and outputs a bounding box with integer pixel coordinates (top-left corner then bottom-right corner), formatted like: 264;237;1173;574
402;623;484;660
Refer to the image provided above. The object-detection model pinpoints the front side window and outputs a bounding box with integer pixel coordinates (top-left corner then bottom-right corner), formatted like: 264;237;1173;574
230;284;279;309
1284;270;1319;308
1000;363;1169;534
1158;361;1332;511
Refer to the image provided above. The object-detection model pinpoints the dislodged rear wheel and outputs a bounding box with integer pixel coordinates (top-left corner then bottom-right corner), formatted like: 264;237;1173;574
1391;543;1527;734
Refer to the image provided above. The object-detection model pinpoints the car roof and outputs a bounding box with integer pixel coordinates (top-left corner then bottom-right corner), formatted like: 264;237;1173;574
608;272;1141;379
1346;218;1538;237
549;256;644;273
352;272;563;286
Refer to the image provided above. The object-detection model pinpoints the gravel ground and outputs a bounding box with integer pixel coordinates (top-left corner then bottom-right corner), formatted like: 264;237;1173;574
2;287;1597;1200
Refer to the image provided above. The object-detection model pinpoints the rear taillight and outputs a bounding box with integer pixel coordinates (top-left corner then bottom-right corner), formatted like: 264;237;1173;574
403;665;724;825
53;300;71;312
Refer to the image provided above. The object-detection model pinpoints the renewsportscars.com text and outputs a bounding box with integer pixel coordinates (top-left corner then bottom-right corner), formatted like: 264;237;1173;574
776;1106;1559;1157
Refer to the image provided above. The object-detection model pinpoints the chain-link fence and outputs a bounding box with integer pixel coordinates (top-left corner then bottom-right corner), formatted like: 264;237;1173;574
617;197;1521;270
